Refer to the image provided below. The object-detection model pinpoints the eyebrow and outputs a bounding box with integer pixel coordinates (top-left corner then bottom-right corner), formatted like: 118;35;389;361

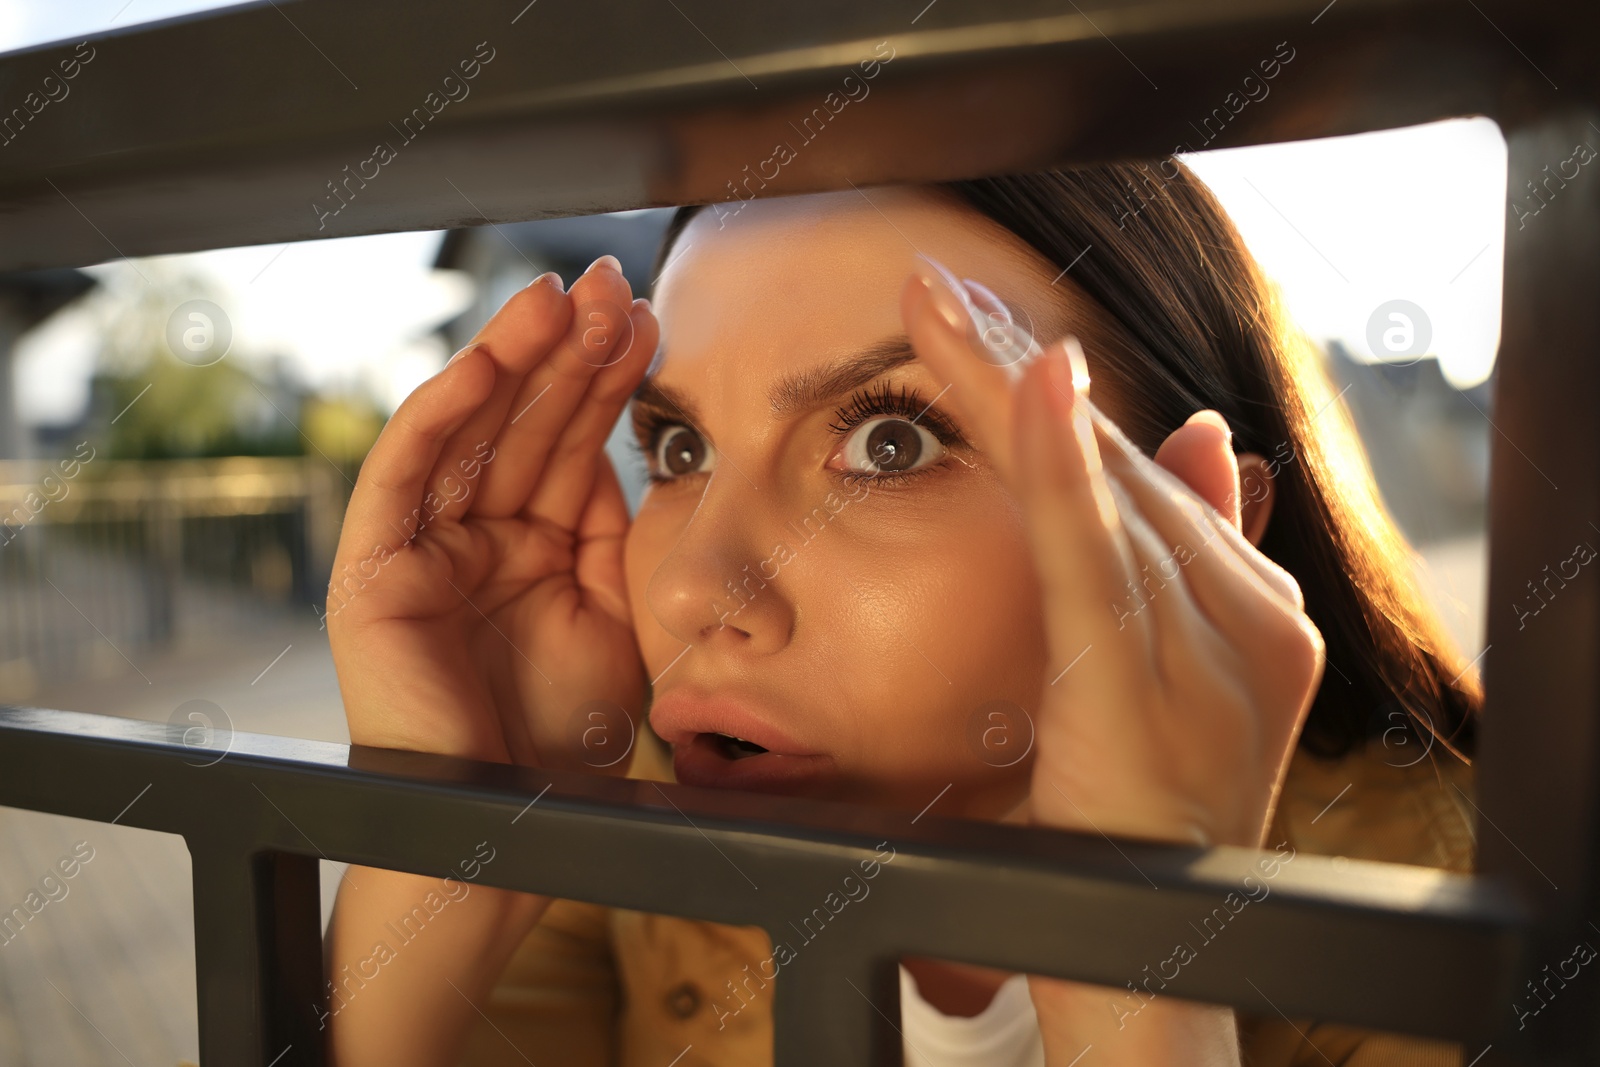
631;375;704;432
768;335;918;418
631;334;919;429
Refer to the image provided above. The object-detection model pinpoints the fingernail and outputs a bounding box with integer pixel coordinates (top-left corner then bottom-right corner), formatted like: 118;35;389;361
1185;409;1231;443
527;270;564;291
919;253;965;294
448;342;484;366
961;278;1005;316
1044;341;1077;420
1064;336;1091;395
585;254;622;277
1048;339;1098;468
962;278;1039;370
912;255;971;334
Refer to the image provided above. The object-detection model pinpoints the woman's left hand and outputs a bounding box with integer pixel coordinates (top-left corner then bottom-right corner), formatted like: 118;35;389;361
901;255;1325;1064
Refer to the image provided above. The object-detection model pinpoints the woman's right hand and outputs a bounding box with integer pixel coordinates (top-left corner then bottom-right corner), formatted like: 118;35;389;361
326;255;657;769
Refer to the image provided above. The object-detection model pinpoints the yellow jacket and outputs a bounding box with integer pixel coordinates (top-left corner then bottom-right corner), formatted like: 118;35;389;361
458;736;1476;1067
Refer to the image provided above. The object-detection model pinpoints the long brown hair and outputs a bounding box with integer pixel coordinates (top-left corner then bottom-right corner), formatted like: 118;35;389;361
648;162;1480;764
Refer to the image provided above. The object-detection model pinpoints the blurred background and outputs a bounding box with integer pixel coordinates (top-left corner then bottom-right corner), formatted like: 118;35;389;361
0;2;1505;1064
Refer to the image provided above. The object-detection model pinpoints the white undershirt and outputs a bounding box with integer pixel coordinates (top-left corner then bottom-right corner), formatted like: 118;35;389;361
898;964;1046;1067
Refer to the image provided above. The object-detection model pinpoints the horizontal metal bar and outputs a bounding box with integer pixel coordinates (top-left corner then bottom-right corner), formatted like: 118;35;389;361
0;705;1526;1049
0;0;1585;270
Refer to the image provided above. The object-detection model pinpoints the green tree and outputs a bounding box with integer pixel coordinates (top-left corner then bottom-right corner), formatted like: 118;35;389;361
88;263;318;459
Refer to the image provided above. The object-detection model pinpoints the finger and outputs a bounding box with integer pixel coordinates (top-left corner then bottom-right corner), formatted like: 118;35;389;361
901;257;1032;476
1082;396;1304;612
1103;473;1207;658
960;274;1050;381
1100;476;1260;659
524;298;658;530
340;347;497;560
1012;341;1139;672
908;258;1300;616
1152;411;1241;529
473;258;641;518
1098;430;1308;639
413;271;576;527
572;451;634;623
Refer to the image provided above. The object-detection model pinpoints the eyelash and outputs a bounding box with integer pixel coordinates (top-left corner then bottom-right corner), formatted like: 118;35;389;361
826;381;967;486
631;381;969;487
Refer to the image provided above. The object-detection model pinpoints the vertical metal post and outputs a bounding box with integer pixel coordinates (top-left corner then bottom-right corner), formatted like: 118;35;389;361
1479;106;1600;1065
144;488;181;645
189;841;327;1066
770;931;898;1067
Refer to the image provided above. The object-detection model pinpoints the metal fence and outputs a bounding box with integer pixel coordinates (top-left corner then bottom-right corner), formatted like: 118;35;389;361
0;0;1596;1064
0;455;344;694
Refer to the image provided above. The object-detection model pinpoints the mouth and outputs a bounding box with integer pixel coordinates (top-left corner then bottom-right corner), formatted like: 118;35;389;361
650;690;833;793
709;732;769;760
672;731;831;792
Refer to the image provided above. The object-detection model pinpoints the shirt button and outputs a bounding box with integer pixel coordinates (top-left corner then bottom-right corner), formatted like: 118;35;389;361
666;981;701;1019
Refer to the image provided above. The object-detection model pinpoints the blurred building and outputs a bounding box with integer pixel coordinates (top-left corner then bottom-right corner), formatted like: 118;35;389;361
0;269;97;460
1325;340;1492;546
1323;341;1491;658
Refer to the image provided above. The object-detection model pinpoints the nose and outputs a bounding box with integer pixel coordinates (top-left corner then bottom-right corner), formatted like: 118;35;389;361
643;478;795;656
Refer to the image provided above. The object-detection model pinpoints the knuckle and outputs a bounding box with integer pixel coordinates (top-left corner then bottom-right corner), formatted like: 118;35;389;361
1279;570;1308;613
390;408;436;445
1259;602;1318;662
1284;617;1325;684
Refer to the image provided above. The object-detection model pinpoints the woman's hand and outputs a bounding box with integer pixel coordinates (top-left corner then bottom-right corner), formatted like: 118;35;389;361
901;252;1322;847
901;255;1324;1064
326;256;657;770
326;259;655;1066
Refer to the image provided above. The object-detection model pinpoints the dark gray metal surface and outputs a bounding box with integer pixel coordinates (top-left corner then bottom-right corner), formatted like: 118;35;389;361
1477;105;1600;1067
3;0;1598;1063
0;706;1526;1065
0;0;1586;271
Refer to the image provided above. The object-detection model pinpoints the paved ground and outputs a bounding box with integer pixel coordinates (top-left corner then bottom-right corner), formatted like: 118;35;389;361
0;607;349;1066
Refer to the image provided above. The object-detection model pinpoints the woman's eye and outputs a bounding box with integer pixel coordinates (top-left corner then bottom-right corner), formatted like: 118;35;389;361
653;424;715;478
833;416;946;477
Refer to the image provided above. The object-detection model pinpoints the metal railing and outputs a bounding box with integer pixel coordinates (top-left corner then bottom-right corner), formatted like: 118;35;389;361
1;0;1597;1064
0;456;344;693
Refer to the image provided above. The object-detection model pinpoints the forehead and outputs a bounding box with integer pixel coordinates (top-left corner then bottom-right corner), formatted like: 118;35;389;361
648;187;1063;402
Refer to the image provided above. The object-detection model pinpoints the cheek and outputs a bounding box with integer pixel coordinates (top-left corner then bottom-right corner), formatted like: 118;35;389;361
809;488;1049;767
903;514;1048;707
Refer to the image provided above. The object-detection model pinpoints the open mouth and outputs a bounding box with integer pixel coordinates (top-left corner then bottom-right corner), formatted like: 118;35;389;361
708;732;769;760
650;691;832;791
670;730;828;792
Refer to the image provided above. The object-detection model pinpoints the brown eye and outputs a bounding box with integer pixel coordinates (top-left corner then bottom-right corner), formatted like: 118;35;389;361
866;420;921;472
838;416;945;477
654;425;713;477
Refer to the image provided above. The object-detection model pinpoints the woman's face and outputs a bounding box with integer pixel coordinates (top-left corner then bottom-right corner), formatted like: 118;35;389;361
623;186;1089;819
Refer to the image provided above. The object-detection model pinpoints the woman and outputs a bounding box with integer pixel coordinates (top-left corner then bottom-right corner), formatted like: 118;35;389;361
323;162;1480;1066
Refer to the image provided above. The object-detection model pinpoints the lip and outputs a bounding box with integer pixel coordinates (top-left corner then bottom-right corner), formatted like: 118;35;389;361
649;688;834;793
